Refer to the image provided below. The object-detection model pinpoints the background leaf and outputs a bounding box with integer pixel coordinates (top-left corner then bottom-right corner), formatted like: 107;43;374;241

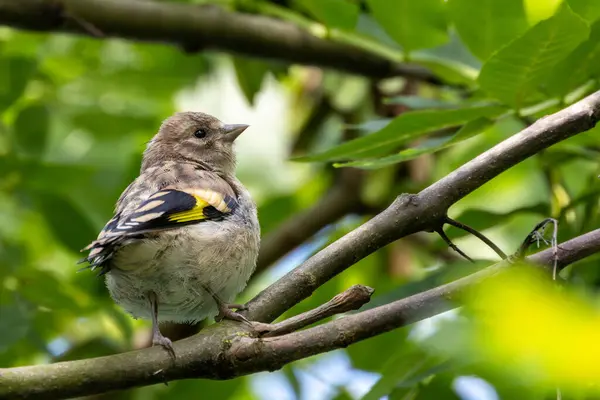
448;0;529;61
366;0;448;54
299;105;506;162
296;0;359;30
478;4;589;108
13;104;50;158
336;117;495;169
0;57;36;111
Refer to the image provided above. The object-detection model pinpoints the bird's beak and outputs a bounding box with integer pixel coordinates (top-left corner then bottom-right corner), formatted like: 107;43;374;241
223;124;249;142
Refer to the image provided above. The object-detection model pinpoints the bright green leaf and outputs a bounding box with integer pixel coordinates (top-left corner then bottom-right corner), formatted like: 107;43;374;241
297;105;507;162
336;118;494;169
366;0;448;54
232;57;270;106
13;104;50;157
524;0;562;25
448;0;529;60
478;4;589;108
296;0;359;30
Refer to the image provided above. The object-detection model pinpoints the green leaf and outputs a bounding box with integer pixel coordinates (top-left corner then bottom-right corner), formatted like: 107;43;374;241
545;20;600;97
410;53;478;85
448;0;529;60
156;378;242;400
366;0;448;54
13;104;50;157
0;298;31;353
296;0;359;30
414;373;461;399
296;105;507;162
360;343;442;400
524;0;562;25
36;192;98;253
478;4;589;108
385;96;459;109
0;57;36;112
233;57;270;106
336;117;494;169
568;0;600;22
17;270;81;313
389;386;419;400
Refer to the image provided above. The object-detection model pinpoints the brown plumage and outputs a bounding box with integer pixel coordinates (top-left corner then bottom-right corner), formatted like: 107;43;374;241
81;112;260;357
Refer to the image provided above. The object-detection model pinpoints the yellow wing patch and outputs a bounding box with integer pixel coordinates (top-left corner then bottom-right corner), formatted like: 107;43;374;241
167;195;209;223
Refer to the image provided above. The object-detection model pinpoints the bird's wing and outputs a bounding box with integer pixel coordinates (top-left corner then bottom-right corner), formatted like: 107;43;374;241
80;174;238;275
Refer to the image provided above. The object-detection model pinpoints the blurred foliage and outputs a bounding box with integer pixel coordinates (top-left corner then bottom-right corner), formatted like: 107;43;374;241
1;0;600;399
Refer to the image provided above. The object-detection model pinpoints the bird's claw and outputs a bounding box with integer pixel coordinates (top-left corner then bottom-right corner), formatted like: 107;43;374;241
215;305;251;325
152;333;176;359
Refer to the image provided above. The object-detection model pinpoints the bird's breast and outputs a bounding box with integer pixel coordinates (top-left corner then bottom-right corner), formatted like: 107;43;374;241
105;213;259;323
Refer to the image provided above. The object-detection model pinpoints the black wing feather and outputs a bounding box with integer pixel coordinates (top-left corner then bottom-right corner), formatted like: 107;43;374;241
80;189;237;275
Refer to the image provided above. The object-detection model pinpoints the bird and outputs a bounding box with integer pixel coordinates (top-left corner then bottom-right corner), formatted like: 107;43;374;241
79;112;260;356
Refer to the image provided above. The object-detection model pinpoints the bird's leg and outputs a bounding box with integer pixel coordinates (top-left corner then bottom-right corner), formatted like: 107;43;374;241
201;284;250;324
146;291;175;358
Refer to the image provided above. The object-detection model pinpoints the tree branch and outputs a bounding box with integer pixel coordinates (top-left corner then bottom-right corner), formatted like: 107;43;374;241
245;90;600;323
3;92;600;399
2;229;598;399
0;0;439;82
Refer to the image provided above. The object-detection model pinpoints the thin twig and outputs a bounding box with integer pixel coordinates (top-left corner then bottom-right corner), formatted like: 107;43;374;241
435;228;473;263
444;217;508;259
63;11;105;37
252;285;374;337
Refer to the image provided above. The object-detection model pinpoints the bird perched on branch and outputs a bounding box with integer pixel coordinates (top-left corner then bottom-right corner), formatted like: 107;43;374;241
80;112;260;356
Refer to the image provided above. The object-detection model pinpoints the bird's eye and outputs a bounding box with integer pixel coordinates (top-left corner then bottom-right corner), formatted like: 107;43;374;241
194;129;207;139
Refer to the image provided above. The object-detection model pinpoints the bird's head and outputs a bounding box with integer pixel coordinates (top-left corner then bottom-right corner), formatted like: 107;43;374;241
142;112;249;175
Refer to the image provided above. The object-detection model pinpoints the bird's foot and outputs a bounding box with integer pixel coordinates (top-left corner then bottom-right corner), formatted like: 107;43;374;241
152;330;175;359
215;303;250;324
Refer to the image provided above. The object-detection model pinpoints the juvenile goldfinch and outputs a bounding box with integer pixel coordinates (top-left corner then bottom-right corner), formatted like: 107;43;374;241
80;112;260;356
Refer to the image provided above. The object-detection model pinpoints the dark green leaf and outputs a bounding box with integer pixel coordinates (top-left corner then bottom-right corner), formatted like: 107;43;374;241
366;0;448;53
389;386;419;400
156;378;242;400
296;0;359;30
13;104;50;157
336;117;494;169
478;4;589;108
414;373;460;399
36;192;98;252
545;20;600;97
0;57;36;112
568;0;600;22
297;105;507;162
0;298;31;353
17;270;81;313
448;0;529;60
360;343;441;400
233;57;270;106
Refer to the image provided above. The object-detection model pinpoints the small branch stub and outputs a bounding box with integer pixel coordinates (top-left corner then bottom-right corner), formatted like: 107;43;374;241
253;284;375;337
